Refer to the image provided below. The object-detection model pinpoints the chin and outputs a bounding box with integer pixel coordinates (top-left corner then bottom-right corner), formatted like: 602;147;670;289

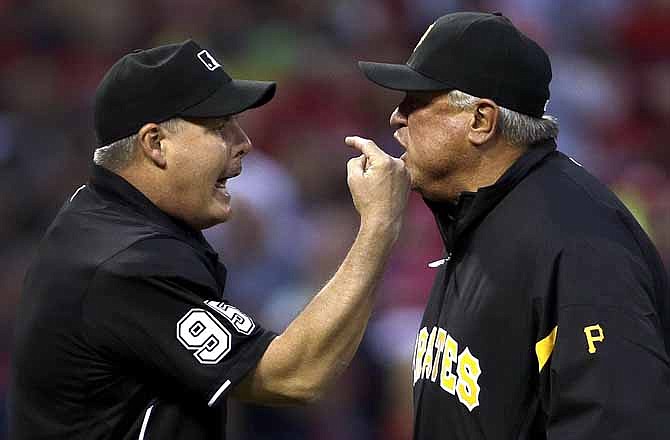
406;170;420;192
195;207;232;230
412;180;438;201
211;207;233;226
409;175;420;191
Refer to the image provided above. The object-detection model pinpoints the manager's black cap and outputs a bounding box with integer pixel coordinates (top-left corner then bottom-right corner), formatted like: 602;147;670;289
358;12;551;118
94;39;276;146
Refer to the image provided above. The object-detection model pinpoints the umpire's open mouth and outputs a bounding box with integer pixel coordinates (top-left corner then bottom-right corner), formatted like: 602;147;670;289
213;170;241;197
213;176;231;201
214;176;228;190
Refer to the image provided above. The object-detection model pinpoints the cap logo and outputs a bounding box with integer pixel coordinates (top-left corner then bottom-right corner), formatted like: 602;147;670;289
197;49;221;71
414;22;436;53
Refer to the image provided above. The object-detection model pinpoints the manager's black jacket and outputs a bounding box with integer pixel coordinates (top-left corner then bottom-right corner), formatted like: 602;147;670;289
412;139;670;439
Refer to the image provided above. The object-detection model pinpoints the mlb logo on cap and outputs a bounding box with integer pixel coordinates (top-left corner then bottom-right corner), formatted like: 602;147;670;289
197;50;221;71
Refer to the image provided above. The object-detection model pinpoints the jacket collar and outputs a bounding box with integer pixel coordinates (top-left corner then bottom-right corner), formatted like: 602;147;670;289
425;138;558;253
88;164;216;256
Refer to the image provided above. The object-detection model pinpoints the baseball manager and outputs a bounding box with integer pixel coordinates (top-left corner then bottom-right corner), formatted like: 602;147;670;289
358;11;670;439
9;40;409;439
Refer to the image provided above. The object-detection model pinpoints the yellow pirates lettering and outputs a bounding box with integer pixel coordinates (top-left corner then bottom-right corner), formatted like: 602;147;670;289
421;327;437;379
431;328;447;382
414;327;429;384
440;334;458;395
413;326;482;411
456;348;482;411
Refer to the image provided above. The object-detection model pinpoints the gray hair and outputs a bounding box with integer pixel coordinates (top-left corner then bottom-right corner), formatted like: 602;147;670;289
446;90;559;147
93;118;183;171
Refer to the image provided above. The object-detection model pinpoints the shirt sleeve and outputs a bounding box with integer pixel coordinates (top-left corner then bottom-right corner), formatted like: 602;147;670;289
542;240;670;439
82;237;277;408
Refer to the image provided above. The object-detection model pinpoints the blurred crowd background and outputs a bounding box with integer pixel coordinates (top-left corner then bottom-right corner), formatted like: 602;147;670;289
2;0;669;438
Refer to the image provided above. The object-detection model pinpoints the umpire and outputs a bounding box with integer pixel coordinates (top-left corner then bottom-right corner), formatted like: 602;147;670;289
9;40;410;439
358;12;670;439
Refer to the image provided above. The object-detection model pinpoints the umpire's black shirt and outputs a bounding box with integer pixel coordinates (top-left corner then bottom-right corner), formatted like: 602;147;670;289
412;140;670;439
9;165;276;439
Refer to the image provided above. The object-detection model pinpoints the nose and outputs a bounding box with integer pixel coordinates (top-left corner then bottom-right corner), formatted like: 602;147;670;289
230;119;253;158
237;130;252;158
390;107;407;130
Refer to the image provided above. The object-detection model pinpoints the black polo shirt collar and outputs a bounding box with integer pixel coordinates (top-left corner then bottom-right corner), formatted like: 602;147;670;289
426;138;558;252
88;164;218;258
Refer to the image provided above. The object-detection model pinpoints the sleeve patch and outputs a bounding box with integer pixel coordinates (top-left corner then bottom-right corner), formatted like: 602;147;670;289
176;309;232;364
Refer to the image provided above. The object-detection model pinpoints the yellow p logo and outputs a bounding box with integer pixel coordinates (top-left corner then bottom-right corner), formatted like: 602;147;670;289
583;324;604;354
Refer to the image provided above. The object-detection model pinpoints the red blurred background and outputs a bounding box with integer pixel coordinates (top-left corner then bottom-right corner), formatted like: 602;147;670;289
1;0;669;438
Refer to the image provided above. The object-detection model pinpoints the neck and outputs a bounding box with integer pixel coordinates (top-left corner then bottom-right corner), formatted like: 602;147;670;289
116;164;169;210
469;141;526;190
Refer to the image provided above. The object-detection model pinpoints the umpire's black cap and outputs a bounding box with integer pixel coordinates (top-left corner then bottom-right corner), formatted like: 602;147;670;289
94;39;276;146
358;12;551;118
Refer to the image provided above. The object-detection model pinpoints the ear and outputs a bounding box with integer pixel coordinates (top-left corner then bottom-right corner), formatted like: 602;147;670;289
137;123;167;168
467;99;499;146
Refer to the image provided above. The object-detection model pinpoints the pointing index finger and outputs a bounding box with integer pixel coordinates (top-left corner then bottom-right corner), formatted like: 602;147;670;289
345;136;385;160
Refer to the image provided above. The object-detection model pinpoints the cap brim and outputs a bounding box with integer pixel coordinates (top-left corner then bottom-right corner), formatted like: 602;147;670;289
180;79;276;118
358;61;452;92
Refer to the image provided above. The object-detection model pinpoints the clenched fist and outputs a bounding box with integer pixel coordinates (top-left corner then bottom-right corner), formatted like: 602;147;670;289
345;136;410;238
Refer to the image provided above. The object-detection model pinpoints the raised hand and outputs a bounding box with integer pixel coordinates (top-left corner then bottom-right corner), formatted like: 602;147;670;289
345;136;410;237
